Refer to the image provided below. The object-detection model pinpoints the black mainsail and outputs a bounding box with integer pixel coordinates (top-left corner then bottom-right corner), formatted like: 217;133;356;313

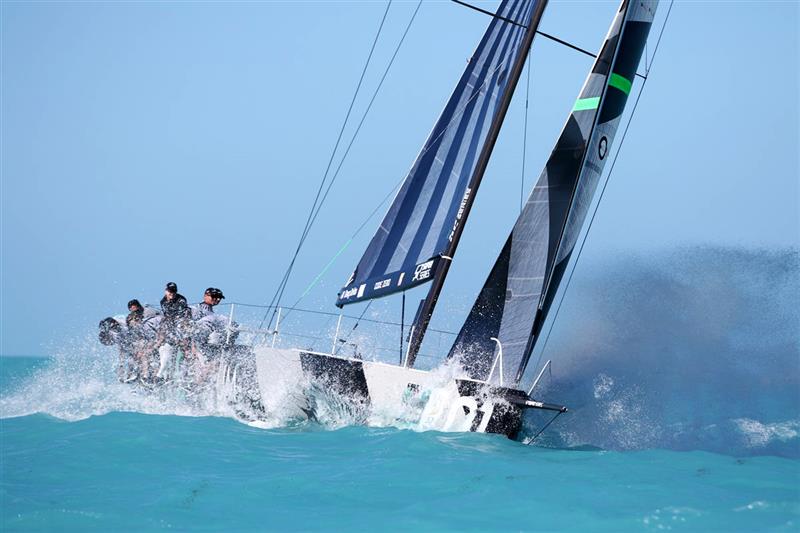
336;0;548;309
448;0;658;385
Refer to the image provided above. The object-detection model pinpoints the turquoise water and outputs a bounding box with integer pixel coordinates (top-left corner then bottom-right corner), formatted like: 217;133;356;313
2;356;799;531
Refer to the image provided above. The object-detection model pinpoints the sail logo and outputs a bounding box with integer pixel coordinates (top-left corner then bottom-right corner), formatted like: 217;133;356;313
340;287;358;300
340;284;366;300
374;278;391;291
344;270;356;287
412;260;434;282
598;136;608;160
448;187;472;242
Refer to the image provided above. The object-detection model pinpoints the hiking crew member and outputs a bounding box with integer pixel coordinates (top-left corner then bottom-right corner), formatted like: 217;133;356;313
125;299;147;379
191;287;225;320
160;283;189;325
98;316;134;382
156;282;192;379
191;288;231;367
126;299;162;381
126;299;144;326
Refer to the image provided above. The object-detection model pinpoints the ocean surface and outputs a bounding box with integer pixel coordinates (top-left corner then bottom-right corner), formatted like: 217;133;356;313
1;355;798;532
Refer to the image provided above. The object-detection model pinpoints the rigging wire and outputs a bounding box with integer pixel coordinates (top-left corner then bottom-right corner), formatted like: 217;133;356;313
221;300;455;335
300;0;424;252
451;0;527;29
450;0;647;80
520;56;531;213
529;0;675;379
285;0;425;314
525;410;564;445
335;300;373;354
258;1;393;331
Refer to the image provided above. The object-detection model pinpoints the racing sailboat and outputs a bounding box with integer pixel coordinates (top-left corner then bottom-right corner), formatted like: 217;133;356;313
255;0;658;439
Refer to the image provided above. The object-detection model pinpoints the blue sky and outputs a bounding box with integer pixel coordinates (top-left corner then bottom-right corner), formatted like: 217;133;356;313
2;1;798;357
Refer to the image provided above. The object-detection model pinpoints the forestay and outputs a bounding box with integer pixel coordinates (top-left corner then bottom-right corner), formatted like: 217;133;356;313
449;0;658;385
337;0;542;307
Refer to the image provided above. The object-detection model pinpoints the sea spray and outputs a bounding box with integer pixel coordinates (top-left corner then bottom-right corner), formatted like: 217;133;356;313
0;335;262;424
520;246;799;457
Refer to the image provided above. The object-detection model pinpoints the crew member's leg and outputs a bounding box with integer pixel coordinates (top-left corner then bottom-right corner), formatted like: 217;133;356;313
136;348;150;380
157;343;175;379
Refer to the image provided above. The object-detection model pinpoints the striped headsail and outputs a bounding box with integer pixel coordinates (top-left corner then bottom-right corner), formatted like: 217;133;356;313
337;0;545;307
448;0;658;385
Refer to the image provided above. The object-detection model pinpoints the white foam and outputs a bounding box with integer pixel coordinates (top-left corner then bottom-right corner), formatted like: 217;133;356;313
593;373;614;399
0;338;257;424
733;418;799;448
734;500;770;512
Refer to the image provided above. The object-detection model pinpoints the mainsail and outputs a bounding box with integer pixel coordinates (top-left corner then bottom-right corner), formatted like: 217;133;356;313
337;0;547;307
449;0;658;385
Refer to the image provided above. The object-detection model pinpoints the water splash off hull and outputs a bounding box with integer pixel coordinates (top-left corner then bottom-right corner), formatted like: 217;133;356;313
0;352;263;424
0;349;527;439
253;347;527;438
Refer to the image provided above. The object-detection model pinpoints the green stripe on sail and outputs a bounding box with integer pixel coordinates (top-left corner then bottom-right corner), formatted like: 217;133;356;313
572;97;600;112
608;73;632;95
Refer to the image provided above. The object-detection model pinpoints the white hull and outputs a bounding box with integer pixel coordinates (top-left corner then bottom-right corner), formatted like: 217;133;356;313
254;347;529;438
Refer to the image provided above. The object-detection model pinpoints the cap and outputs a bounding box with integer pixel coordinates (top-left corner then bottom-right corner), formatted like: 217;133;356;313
165;282;178;293
205;287;225;299
128;299;142;310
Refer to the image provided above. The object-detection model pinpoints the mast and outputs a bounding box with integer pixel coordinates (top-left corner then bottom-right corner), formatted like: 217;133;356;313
405;0;548;368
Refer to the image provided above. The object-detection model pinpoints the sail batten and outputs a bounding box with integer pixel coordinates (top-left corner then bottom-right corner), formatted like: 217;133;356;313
336;0;544;308
448;0;658;385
